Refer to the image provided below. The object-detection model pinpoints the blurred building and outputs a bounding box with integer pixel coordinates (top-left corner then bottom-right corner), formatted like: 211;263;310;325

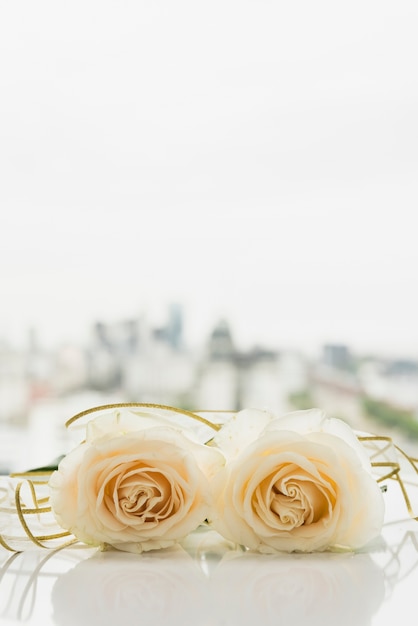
86;306;195;406
193;319;289;413
322;343;354;371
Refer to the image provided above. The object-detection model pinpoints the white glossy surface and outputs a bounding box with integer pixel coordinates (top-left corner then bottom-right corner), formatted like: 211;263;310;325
1;485;417;626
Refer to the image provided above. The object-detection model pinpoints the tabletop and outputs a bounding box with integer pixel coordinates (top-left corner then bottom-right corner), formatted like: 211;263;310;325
1;481;417;626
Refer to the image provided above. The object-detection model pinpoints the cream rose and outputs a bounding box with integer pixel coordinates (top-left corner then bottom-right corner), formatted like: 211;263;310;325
49;408;223;553
210;408;384;553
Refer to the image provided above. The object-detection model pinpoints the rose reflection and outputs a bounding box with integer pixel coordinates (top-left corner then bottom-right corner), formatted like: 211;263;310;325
210;551;386;626
52;543;387;626
51;547;209;626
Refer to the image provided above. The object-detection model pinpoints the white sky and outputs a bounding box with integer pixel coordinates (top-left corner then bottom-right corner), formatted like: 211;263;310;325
1;0;417;358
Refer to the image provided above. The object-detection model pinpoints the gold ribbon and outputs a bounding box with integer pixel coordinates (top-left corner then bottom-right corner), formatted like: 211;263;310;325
358;434;418;520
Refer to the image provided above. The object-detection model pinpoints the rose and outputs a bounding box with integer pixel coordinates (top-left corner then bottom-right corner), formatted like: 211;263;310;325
210;408;385;553
49;408;223;553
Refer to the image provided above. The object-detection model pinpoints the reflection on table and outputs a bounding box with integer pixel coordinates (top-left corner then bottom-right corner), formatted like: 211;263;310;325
1;518;418;626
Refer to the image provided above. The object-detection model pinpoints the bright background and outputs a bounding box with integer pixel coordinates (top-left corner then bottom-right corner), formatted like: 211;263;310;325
1;0;417;358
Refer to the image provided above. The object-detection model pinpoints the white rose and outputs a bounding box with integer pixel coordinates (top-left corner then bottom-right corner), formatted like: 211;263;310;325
210;408;385;553
49;409;223;553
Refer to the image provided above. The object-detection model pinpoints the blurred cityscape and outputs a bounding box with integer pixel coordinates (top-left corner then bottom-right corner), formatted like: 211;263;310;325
1;302;418;472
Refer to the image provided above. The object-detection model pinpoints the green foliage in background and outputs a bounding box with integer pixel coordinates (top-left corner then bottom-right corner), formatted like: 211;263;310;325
288;390;314;411
362;396;418;439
